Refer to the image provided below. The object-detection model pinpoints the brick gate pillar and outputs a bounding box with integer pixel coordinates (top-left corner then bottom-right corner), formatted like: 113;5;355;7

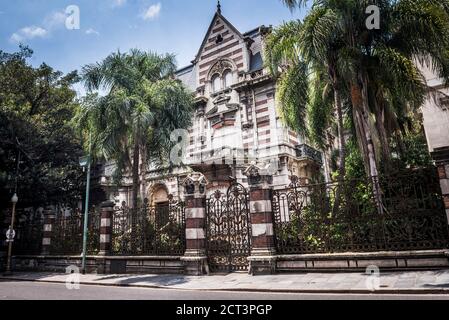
244;164;277;275
432;147;449;224
181;172;209;275
41;206;55;255
99;201;114;256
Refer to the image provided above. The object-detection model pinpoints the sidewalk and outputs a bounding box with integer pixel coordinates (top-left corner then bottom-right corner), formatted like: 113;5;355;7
2;270;449;294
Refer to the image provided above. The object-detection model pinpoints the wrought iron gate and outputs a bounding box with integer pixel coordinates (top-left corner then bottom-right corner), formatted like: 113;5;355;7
206;183;251;273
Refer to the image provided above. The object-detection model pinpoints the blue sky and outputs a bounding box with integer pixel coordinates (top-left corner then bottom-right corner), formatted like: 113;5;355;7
0;0;306;77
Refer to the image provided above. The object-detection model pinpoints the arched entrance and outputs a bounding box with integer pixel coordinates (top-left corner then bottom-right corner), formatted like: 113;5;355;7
150;184;170;227
150;184;169;206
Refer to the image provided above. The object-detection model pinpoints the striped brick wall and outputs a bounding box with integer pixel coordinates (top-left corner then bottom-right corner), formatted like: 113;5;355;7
254;90;275;148
197;18;246;85
99;201;114;255
242;93;255;152
185;196;207;252
41;207;55;255
249;188;276;251
187;116;209;158
181;173;209;275
244;165;277;275
289;130;300;145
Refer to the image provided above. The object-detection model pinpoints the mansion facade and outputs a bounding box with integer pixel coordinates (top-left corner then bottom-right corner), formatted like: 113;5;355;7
98;7;324;207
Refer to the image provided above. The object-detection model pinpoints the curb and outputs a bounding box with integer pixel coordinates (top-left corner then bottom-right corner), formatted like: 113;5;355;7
1;277;449;295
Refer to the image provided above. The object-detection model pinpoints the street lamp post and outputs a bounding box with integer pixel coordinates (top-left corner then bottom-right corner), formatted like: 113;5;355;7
79;154;91;275
4;193;18;275
79;134;92;275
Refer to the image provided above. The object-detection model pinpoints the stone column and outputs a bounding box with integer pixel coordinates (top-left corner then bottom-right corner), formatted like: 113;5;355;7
244;164;277;275
99;201;114;256
181;172;209;275
41;206;55;255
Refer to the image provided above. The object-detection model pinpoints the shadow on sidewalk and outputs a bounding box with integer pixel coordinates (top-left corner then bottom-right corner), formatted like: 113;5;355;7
423;283;449;288
94;274;191;286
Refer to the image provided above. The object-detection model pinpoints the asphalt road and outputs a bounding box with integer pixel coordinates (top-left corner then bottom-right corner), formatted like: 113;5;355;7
0;280;449;300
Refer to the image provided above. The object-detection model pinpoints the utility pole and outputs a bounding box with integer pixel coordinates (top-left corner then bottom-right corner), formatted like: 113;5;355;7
80;133;92;274
4;150;21;275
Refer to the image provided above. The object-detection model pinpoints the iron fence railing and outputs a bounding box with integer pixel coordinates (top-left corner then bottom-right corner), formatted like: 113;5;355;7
5;167;448;259
13;217;45;255
111;198;186;256
50;207;101;255
272;168;449;254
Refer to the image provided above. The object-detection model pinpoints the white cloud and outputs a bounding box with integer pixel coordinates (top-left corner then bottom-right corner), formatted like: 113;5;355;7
10;26;48;43
10;34;23;43
10;10;67;43
86;28;100;36
141;3;161;21
22;26;48;37
112;0;127;7
44;11;67;29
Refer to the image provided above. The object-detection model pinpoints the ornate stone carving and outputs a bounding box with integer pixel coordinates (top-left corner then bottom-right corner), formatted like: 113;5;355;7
182;172;208;195
206;106;219;117
243;162;273;186
209;59;234;78
213;94;231;106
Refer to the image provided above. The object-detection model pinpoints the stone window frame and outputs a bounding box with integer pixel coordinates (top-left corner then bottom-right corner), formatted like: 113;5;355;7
207;59;237;95
223;69;233;88
211;73;222;93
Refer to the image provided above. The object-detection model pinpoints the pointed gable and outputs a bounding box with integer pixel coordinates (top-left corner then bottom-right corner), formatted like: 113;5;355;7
194;12;250;87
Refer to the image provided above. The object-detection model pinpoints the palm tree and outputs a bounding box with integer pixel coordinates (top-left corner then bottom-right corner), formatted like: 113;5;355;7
272;0;449;178
74;50;194;208
265;8;348;180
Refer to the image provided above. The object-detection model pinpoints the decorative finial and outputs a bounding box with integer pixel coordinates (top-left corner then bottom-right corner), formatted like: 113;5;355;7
217;0;222;14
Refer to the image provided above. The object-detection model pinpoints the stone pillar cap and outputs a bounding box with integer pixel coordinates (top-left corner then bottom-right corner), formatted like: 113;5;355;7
243;162;273;186
181;172;208;186
182;172;208;196
243;162;273;176
101;200;116;208
43;206;55;216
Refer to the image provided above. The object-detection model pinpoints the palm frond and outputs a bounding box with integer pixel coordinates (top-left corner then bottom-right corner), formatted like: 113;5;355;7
276;60;310;135
264;20;303;77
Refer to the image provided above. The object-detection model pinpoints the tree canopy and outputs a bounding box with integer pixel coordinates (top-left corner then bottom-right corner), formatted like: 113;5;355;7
0;46;84;209
74;49;194;207
267;0;449;179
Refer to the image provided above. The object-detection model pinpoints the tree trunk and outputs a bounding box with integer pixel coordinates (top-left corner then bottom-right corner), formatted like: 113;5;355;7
360;79;379;179
350;80;379;178
373;97;391;171
352;111;369;174
345;33;383;214
132;140;140;209
140;145;148;203
350;84;370;175
335;91;346;179
332;89;346;217
130;139;140;253
350;80;384;215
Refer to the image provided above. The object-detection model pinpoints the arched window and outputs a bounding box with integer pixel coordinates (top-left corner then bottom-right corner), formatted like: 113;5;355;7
212;74;221;93
223;70;233;88
151;185;169;206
